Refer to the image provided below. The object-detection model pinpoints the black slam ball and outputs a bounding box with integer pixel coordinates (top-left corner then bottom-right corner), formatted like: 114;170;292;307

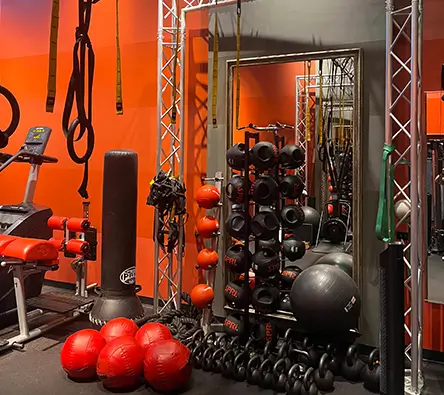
290;264;361;333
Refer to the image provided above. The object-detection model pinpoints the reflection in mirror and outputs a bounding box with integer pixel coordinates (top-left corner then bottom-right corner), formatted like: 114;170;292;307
426;90;444;302
226;51;361;300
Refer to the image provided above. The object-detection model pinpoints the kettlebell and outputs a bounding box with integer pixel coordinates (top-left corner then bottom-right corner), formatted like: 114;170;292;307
226;211;249;239
272;358;288;392
325;343;343;376
300;367;319;395
226;175;248;203
280;174;305;199
258;358;275;389
279;144;305;169
209;347;225;373
251;210;280;240
252;175;279;205
281;205;305;230
258;238;281;252
279;293;292;312
224;243;250;273
251;141;278;170
251;319;278;346
252;285;280;313
233;352;247;381
285;364;304;395
301;338;320;368
341;344;364;382
224;280;250;307
361;348;380;393
322;217;347;244
280;266;302;288
226;143;249;170
246;355;263;385
223;314;245;337
314;353;335;391
221;348;236;378
282;237;306;261
252;247;280;278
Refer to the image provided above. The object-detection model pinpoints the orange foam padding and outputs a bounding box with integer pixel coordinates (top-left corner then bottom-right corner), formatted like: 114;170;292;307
66;239;90;255
2;237;59;261
48;216;68;230
66;218;91;232
49;238;65;251
0;235;18;255
426;91;444;136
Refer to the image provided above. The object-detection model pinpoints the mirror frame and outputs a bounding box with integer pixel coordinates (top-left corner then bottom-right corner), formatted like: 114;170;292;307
225;48;363;292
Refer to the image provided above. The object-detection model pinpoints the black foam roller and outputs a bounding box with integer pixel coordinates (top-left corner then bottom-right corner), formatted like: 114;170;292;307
89;150;145;326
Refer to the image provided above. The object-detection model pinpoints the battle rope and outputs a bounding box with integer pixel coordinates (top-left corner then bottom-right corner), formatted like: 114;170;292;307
211;0;219;128
0;85;20;148
115;0;123;115
235;0;241;129
62;0;99;199
46;0;60;113
137;293;201;342
375;143;396;242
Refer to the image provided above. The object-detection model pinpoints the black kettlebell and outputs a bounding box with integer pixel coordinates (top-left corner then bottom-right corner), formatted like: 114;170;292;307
341;344;364;382
201;346;217;371
279;144;305;169
226;175;248;203
224;243;250;273
325;343;343;376
224;280;250;307
281;205;305;230
273;358;288;392
223;314;245;337
258;359;275;389
285;364;305;395
226;143;249;170
314;353;335;391
252;247;280;278
246;354;263;385
301;338;320;368
251;141;278;170
322;217;347;244
282;237;306;261
251;210;280;240
300;367;319;395
279;293;292;311
280;266;302;288
252;175;279;205
280;174;305;199
251;319;278;346
233;352;248;381
252;285;280;313
226;211;249;239
361;348;380;393
221;348;236;378
209;347;225;373
258;238;281;252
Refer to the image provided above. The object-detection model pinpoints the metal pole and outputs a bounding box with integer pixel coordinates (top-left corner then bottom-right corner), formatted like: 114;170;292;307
410;0;419;390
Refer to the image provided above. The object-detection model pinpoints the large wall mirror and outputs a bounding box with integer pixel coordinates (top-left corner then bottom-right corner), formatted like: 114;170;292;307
224;49;363;314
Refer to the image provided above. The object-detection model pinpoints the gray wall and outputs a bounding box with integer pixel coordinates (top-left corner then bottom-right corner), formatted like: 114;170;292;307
205;0;386;346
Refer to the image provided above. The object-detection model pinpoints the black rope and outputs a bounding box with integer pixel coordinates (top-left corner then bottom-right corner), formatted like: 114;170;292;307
62;0;99;199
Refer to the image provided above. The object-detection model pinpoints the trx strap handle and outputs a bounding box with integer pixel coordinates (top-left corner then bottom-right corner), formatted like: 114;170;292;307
62;0;99;200
115;0;123;115
211;0;219;128
46;0;60;113
0;85;20;148
171;0;180;124
235;0;241;129
376;143;396;242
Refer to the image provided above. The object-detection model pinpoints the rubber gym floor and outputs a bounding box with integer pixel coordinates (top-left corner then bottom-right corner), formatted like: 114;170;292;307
0;286;443;395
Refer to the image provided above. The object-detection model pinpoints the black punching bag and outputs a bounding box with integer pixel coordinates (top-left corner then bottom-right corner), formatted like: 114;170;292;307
89;150;145;327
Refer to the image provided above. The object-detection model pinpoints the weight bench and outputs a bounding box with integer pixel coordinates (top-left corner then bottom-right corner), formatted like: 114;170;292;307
0;235;90;352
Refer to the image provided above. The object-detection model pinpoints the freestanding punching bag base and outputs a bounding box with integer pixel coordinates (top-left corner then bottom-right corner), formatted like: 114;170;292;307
89;150;145;327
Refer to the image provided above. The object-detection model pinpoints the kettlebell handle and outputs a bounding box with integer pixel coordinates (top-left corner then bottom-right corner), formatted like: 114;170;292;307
247;354;262;373
258;358;273;376
318;353;332;377
278;341;289;357
303;367;315;391
203;331;217;346
287;363;303;382
368;348;380;370
272;358;286;377
284;328;295;342
346;343;359;365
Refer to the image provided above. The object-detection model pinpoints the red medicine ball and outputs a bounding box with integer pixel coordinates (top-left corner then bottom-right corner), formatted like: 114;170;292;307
96;336;144;390
60;329;106;380
144;339;192;392
196;184;220;209
135;323;173;354
100;317;138;343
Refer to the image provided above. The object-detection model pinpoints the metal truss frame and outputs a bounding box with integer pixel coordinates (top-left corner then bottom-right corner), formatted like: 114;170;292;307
385;0;423;393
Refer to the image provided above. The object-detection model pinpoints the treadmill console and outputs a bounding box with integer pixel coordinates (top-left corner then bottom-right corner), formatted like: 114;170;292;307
23;126;52;155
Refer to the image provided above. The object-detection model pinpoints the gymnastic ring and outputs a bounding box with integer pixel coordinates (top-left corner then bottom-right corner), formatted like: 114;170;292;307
0;85;20;146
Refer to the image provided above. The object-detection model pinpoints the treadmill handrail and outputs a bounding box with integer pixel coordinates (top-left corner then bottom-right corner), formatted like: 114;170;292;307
0;150;58;173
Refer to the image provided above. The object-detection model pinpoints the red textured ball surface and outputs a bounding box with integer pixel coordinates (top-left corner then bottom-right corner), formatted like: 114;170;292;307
135;323;173;354
96;336;144;390
196;185;221;209
60;329;106;380
144;339;192;392
100;317;138;343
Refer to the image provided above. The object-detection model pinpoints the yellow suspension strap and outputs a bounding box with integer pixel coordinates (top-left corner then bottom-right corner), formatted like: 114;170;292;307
171;0;181;124
45;0;60;113
305;61;311;142
235;0;242;129
115;0;123;114
211;0;219;128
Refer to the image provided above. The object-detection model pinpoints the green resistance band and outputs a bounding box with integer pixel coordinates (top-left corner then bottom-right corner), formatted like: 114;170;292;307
375;143;396;242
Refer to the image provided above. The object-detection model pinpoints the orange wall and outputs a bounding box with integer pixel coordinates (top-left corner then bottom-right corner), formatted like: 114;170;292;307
0;1;208;297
